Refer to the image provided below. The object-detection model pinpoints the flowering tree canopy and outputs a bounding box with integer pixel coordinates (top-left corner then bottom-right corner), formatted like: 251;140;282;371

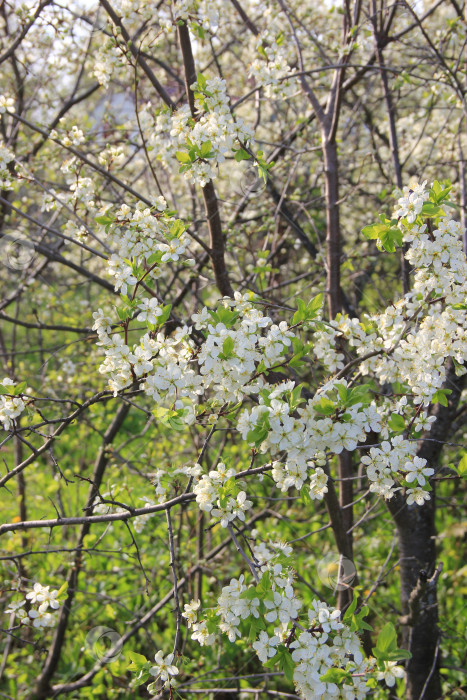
0;1;466;699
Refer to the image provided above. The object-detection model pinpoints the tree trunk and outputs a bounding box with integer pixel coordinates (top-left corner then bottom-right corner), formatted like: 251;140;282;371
391;494;441;700
387;367;464;699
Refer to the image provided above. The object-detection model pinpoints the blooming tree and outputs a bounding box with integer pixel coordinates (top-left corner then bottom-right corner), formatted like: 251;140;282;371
0;1;466;699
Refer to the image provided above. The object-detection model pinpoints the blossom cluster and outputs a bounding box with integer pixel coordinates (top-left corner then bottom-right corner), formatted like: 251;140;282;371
394;180;429;223
92;39;127;89
92;0;222;88
238;377;382;496
41;171;95;213
5;582;62;629
172;0;220;32
50;124;86;147
183;544;371;699
90;201;196;394
0;94;15;114
361;438;433;501
0;139;15;190
193;462;252;528
306;181;466;503
94;274;296;407
250;28;299;100
0;378;27;431
90;182;465;509
89;179;467;589
142;75;254;186
101;198;188;295
361;181;467;386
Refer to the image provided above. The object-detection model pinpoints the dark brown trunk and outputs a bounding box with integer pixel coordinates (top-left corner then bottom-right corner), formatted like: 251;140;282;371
387;367;464;699
323;138;342;320
322;137;355;609
392;496;441;700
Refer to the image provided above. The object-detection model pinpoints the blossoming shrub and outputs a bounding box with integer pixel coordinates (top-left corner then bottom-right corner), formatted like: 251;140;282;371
0;1;466;698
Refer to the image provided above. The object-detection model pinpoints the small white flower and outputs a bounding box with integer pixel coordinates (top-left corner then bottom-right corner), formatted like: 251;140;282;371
252;630;278;663
404;456;434;486
149;650;179;681
377;661;405;687
406;487;431;506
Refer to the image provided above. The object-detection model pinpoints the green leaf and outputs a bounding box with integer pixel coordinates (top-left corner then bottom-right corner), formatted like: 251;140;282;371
209;306;240;328
432;389;451;407
95;215;113;225
379;227;403;252
347;384;371;407
336;383;348;404
314;397;335;416
116;306;131;322
300;485;312;504
196;72;207;90
246;414;270;446
374;622;397;655
430;181;452;204
361;223;388;240
234;148;251;161
292;294;323;324
175;151;192;164
388;413;405;433
355;605;373;631
240;586;260;600
386;648;412;661
192;23;205;39
221;335;235;358
156;304;172;326
127;652;148;669
457;453;467;477
421;202;442;217
289;384;305;410
199;140;213;158
276;647;295;683
168;415;185;431
343;594;358;621
133;669;151;687
320;667;351;683
146;251;163;265
12;381;27;395
292;298;307;324
255;571;271;595
57;581;68;597
248;617;265;642
307;292;323;315
170;219;186;238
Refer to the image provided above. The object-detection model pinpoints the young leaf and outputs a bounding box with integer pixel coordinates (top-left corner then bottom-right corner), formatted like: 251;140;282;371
221;335;235;358
95;215;113;225
361;223;388;239
13;381;27;395
196;72;207;89
176;151;192;164
199;140;213;158
127;652;148;669
374;622;397;655
234;148;251;161
388;413;405;433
